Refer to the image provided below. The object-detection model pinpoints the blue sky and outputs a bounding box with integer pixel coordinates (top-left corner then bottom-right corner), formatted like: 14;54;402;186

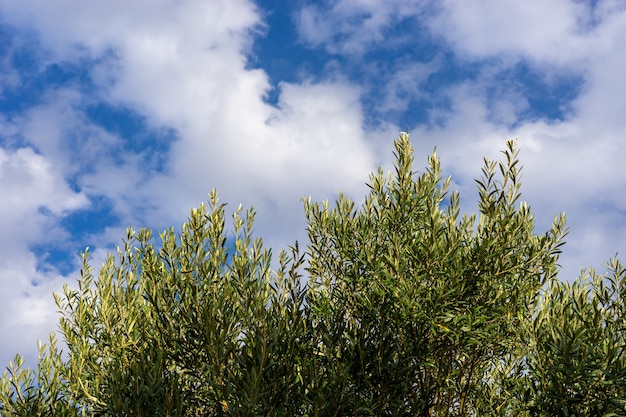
1;0;625;367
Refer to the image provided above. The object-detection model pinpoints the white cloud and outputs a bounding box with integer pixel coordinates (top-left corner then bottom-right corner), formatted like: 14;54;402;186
0;1;376;209
570;11;626;133
71;2;377;240
0;146;87;365
13;88;162;229
0;147;87;233
0;256;80;369
0;0;262;63
429;0;593;66
377;59;442;114
296;0;429;56
135;77;376;250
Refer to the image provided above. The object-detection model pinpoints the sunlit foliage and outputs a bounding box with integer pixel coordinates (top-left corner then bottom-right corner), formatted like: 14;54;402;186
2;133;624;416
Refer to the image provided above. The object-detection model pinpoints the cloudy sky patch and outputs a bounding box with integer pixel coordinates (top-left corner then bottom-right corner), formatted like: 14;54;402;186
1;0;625;367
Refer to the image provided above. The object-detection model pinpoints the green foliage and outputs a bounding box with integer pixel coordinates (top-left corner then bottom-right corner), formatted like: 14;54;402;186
521;259;626;416
0;335;77;416
138;194;310;416
54;192;310;416
304;136;566;415
56;232;188;416
0;132;622;416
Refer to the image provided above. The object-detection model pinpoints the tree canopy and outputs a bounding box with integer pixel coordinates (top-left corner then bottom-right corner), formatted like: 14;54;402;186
2;133;625;416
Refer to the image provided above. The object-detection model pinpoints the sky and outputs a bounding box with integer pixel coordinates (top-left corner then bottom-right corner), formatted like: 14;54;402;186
1;0;625;368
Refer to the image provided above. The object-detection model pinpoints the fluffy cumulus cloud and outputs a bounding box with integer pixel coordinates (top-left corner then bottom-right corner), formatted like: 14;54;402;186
0;144;87;363
0;0;625;366
429;0;592;64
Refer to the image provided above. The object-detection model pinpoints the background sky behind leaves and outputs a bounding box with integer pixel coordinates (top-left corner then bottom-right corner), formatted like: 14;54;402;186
0;0;625;367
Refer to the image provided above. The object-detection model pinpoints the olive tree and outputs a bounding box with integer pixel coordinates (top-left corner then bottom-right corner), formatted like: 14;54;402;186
0;336;77;416
2;193;309;417
520;259;626;416
303;135;566;415
4;132;621;417
57;195;309;416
